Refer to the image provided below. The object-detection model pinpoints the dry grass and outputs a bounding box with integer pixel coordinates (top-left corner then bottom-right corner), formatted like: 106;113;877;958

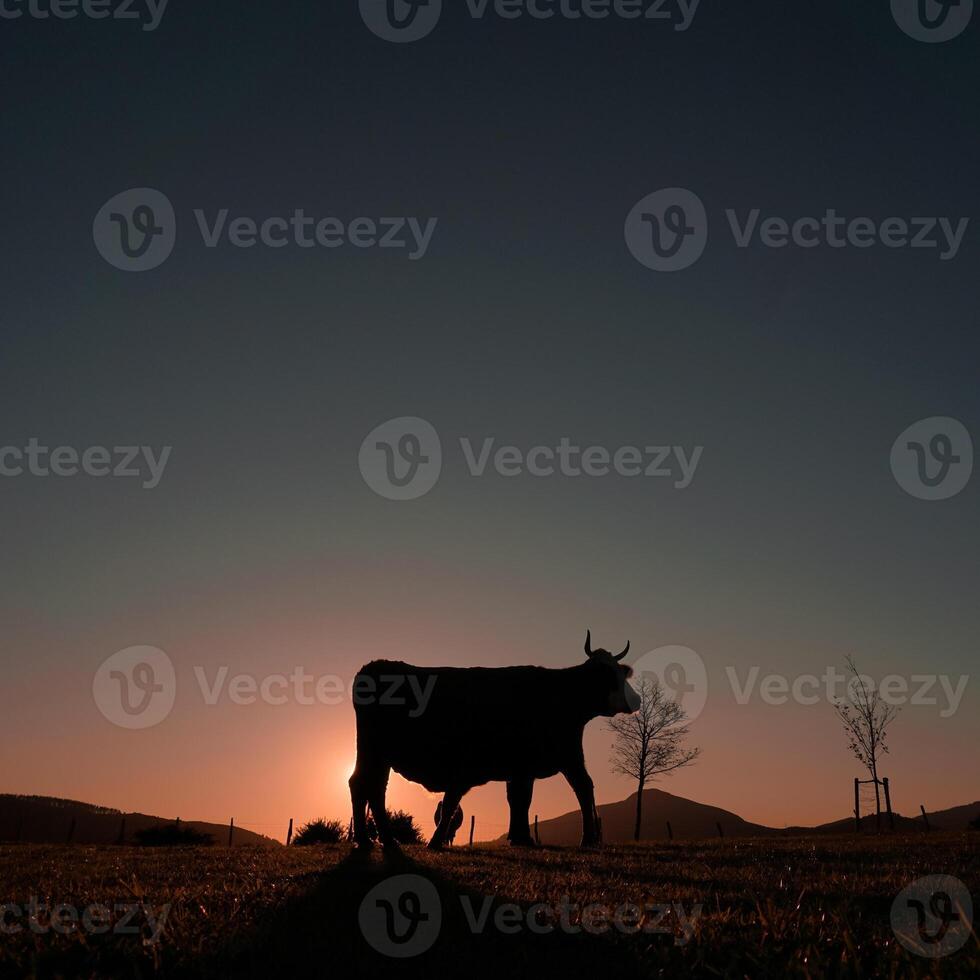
0;833;976;978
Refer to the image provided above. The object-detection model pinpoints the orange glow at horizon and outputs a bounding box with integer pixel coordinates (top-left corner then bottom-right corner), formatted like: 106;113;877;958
1;561;975;845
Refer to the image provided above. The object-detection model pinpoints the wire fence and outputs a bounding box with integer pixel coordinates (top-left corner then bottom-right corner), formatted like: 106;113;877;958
232;816;513;845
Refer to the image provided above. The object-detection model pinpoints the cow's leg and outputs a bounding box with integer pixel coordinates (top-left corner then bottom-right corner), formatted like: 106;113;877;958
348;766;374;849
366;769;398;849
506;777;535;846
562;764;599;847
350;746;395;849
429;789;464;850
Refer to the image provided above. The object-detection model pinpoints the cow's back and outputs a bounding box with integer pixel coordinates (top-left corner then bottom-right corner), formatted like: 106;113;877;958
353;659;575;791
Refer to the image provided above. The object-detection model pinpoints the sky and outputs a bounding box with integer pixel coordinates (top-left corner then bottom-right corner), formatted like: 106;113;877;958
0;2;977;843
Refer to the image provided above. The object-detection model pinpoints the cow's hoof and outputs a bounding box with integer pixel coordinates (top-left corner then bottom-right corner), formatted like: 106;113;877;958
353;839;374;852
426;839;445;851
508;837;537;848
580;837;601;849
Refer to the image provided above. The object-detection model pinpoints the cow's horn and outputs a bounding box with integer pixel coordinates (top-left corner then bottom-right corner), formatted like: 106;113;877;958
584;630;593;657
614;641;630;661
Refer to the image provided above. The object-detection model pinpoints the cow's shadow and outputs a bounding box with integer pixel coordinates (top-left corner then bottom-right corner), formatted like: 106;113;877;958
194;847;649;979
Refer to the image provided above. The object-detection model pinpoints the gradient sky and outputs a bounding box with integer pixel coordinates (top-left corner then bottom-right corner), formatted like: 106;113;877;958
1;2;977;842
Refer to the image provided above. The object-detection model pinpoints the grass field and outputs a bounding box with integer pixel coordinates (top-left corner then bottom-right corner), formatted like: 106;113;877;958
0;834;976;978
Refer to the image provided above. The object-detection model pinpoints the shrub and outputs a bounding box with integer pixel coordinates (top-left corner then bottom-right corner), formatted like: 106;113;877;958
352;810;425;845
293;818;346;846
384;810;425;845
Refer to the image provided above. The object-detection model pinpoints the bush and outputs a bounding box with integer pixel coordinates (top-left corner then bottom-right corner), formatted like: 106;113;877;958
354;810;425;845
134;824;214;846
384;810;425;845
293;818;346;846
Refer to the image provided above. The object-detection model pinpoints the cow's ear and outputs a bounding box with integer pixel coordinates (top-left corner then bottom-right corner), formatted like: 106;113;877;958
584;629;593;658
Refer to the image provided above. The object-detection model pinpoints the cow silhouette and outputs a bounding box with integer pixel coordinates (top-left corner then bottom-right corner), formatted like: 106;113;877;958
349;630;638;849
433;800;464;845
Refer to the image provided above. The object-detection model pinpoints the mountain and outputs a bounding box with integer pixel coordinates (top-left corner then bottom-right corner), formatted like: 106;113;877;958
0;795;280;847
794;800;980;835
918;801;980;830
524;791;980;844
531;789;776;844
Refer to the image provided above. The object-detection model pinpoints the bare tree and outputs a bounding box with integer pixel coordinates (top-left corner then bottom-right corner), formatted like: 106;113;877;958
607;677;700;841
833;656;900;826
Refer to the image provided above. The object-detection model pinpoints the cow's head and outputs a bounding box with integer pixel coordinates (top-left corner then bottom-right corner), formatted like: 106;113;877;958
583;629;640;716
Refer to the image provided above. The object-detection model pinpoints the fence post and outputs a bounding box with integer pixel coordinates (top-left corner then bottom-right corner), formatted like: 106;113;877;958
883;778;895;831
66;817;76;844
286;818;293;847
920;805;931;831
117;817;126;845
228;818;234;847
468;815;475;846
854;778;860;832
716;822;724;839
534;815;539;845
666;820;673;840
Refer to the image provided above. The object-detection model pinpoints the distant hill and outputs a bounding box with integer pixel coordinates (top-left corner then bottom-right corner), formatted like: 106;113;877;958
523;790;980;844
924;801;980;830
530;789;776;844
793;800;980;835
0;795;280;847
